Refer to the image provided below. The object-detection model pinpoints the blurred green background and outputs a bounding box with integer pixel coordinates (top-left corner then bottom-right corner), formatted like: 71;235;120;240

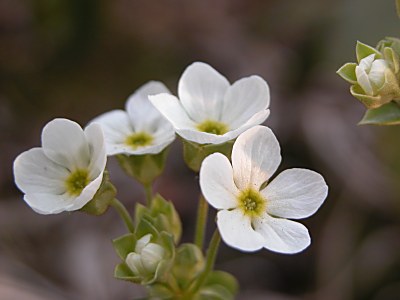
1;0;400;299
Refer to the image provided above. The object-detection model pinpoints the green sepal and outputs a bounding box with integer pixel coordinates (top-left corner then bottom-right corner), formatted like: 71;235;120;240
182;139;234;172
112;233;136;260
377;37;400;55
350;84;391;109
356;41;382;63
147;283;174;299
116;147;169;185
80;170;116;216
383;47;400;74
337;63;357;84
172;243;205;290
149;232;176;284
114;262;139;283
359;101;400;125
196;271;239;300
134;195;182;244
135;216;161;240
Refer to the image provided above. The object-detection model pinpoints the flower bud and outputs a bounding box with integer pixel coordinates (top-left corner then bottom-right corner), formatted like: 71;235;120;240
125;234;166;276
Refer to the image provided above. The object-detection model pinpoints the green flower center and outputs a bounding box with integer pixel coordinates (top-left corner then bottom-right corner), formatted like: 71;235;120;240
65;169;90;196
237;188;266;218
125;132;153;149
196;120;229;135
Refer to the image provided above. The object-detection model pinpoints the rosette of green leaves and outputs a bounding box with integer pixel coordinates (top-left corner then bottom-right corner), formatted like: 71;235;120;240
135;194;182;244
113;220;175;285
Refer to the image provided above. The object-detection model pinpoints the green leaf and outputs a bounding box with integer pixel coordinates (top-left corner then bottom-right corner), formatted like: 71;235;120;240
356;41;381;63
359;101;400;125
204;271;239;297
112;233;136;259
337;63;357;84
114;263;138;282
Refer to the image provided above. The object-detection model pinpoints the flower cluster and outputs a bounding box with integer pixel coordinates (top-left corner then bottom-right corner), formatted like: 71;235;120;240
13;62;328;299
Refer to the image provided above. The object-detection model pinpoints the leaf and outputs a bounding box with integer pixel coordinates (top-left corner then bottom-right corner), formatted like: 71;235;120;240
356;41;381;63
337;63;357;84
359;101;400;125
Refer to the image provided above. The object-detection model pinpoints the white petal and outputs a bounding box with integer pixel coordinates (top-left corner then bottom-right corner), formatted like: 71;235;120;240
126;252;145;275
135;234;152;253
176;110;270;145
23;193;75;215
41;118;90;169
84;123;107;179
13;148;68;195
178;62;229;122
232;126;281;190
355;66;374;95
261;168;328;219
358;54;375;70
149;93;197;130
221;76;270;129
217;209;265;252
141;243;165;273
126;81;172;132
200;153;239;210
253;213;311;254
369;59;388;88
90;110;134;156
67;170;104;211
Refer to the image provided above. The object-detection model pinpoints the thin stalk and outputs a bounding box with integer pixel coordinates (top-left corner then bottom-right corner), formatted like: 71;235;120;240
194;195;209;249
110;198;135;233
144;183;153;206
188;229;221;296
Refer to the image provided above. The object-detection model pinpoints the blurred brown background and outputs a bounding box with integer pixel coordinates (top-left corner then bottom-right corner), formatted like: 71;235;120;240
1;0;400;299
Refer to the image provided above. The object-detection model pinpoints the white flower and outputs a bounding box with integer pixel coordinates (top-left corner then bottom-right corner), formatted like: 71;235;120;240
149;62;270;145
355;54;391;96
13;118;107;214
91;81;175;156
125;234;165;276
199;126;328;254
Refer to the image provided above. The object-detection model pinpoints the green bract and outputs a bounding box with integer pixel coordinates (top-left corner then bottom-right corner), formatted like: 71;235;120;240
135;194;182;244
337;41;400;110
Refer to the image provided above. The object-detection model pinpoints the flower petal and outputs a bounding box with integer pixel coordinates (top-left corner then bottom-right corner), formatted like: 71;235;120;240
126;81;172;132
253;213;311;254
178;62;229;122
91;110;134;156
23;193;74;215
13;148;68;195
221;75;270;129
200;153;239;210
41;118;90;169
149;93;197;129
84;123;107;179
261;168;328;219
232;126;281;190
217;209;265;252
355;66;374;96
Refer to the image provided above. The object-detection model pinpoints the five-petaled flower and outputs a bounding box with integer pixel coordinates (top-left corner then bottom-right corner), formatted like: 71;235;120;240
13;118;107;214
200;126;328;254
91;81;175;156
149;62;270;145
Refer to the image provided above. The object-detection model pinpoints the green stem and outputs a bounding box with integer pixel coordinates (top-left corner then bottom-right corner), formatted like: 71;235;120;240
188;229;221;296
144;183;153;206
110;198;135;233
194;195;209;249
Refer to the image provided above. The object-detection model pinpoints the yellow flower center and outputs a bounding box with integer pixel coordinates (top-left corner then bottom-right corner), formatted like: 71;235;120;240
65;169;90;196
196;120;229;135
237;188;266;218
125;132;153;149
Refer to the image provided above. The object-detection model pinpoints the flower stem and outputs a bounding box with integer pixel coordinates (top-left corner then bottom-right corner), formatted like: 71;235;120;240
189;229;221;296
144;183;153;206
110;198;135;233
194;195;209;249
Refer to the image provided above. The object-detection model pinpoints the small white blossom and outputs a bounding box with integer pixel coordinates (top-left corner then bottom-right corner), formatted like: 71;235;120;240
125;234;165;276
200;126;328;254
149;62;270;145
13;118;107;214
355;54;391;96
91;81;175;156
